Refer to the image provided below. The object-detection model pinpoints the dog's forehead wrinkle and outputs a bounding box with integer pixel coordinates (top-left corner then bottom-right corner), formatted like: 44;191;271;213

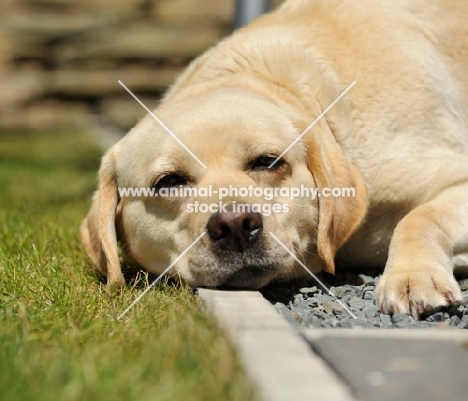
195;126;305;170
159;89;296;130
161;85;275;112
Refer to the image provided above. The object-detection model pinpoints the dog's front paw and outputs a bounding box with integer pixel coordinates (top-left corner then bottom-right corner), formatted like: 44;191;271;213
376;268;462;319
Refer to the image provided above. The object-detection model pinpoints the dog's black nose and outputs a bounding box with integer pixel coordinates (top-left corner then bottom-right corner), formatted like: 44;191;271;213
206;206;263;252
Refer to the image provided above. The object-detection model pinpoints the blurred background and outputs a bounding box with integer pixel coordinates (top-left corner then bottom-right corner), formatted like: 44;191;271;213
0;0;285;136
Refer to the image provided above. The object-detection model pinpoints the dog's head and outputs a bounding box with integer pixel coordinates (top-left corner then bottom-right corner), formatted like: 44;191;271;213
81;83;367;290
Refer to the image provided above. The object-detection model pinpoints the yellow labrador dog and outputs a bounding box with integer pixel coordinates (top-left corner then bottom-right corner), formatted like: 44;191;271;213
81;0;468;319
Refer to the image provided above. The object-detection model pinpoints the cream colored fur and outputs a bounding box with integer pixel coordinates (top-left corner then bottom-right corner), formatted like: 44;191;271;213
81;0;468;318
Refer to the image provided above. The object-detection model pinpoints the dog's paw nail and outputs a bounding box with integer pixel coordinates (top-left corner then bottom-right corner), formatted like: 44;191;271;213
417;300;425;316
409;300;424;320
445;291;456;304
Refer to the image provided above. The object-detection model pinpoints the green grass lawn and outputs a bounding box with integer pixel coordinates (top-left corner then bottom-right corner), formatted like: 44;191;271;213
0;131;256;401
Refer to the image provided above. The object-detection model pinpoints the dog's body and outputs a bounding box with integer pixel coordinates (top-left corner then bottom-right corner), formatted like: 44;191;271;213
82;0;468;318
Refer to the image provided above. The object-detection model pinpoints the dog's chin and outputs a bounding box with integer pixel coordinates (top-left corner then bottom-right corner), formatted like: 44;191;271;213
215;265;278;289
186;241;284;289
187;260;281;289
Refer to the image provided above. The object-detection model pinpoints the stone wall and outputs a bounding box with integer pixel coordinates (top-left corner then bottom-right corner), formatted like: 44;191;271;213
0;0;285;132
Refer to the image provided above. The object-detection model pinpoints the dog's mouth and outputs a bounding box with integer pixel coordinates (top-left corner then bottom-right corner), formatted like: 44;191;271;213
188;248;282;289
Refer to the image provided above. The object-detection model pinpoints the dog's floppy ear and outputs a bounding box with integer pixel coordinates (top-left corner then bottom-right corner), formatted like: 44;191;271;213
306;122;367;274
80;146;125;289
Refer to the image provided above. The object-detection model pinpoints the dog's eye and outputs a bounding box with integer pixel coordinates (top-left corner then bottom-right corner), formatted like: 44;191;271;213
154;174;188;189
250;156;285;171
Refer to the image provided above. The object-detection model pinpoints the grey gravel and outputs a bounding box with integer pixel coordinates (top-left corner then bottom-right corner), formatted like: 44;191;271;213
270;275;468;330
